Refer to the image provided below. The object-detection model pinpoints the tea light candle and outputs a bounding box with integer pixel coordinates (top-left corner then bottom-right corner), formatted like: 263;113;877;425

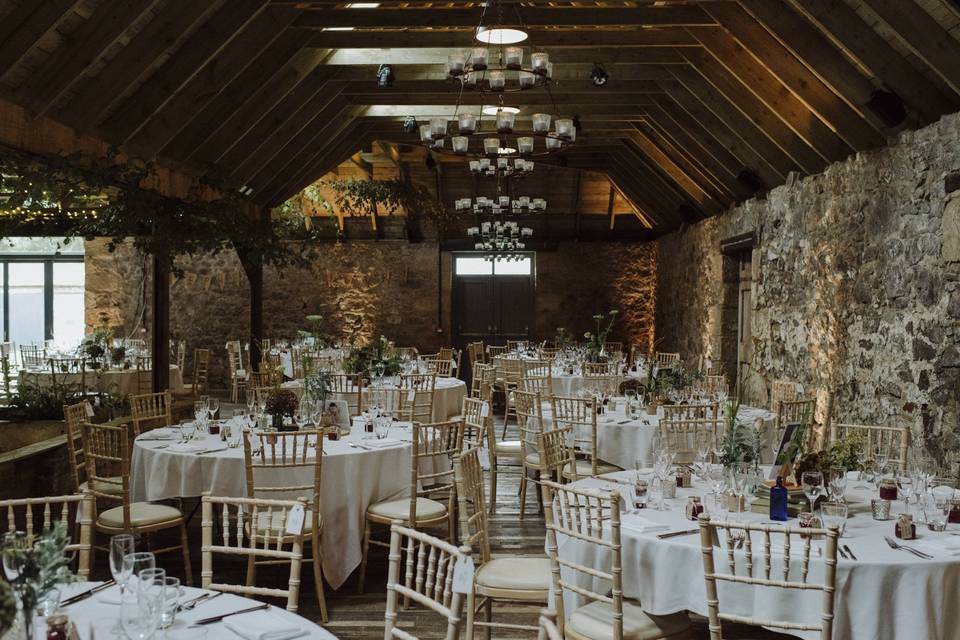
479;158;491;170
517;136;534;154
458;113;477;134
531;52;549;74
451;136;468;153
519;72;535;88
498;196;510;207
504;46;523;69
497;157;508;169
545;135;560;150
555;118;573;138
469;160;480;172
532;113;551;133
519;196;530;207
488;71;506;90
496;110;515;132
419;124;432;142
483;138;499;155
447;53;465;76
471;47;489;70
429;117;447;138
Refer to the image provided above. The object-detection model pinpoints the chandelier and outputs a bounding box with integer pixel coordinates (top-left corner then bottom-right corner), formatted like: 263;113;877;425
469;156;535;177
467;220;533;261
455;195;546;215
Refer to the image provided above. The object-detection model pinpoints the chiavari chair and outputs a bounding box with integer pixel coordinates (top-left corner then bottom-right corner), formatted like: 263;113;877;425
201;493;307;612
81;421;192;583
174;339;186;372
467;341;486;369
494;357;524;438
454;447;551;639
486;345;507;359
697;374;729;396
475;364;498;405
655;351;681;369
0;493;94;579
426;357;455;378
382;523;470;640
542;480;691;639
506;340;526;352
134;355;152;394
399;373;437;423
247;370;273;390
536;427;577;485
358;419;465;593
537;610;563;640
48;356;85;389
226;340;246;403
516;389;547;518
175;348;210;399
603;341;623;357
521;374;553;396
329;373;364;418
63;402;124;497
658;416;722;464
553;395;622;480
129;390;173;436
20;344;46;369
242;429;329;620
0;342;14;401
698;515;839;640
661;402;719;423
461;397;500;513
523;359;552;378
830;421;910;472
470;363;495;399
770;379;801;411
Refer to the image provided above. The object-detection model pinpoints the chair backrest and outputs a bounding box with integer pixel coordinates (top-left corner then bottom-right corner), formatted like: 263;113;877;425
537;610;563;640
655;351;680;368
81;422;130;522
329;374;363;417
48;357;85;387
551;395;599;478
461;396;491;450
130;390;172;436
537;427;576;481
175;340;186;371
191;348;211;394
20;344;46;369
830;422;910;472
661;402;718;422
541;480;622;638
63;401;90;492
400;374;437;423
409;420;465;524
425;357;454;378
515;389;545;461
0;493;94;579
134;356;152;394
521;374;553;395
453;447;491;563
506;340;525;352
698;374;729;396
243;430;323;531
495;357;524;385
201;493;307;612
475;364;498;403
523;359;552;378
603;342;623;356
226;340;244;374
775;398;817;446
583;361;617;377
658;416;722;464
248;370;273;389
771;379;800;411
383;522;470;640
697;515;839;639
466;341;486;368
487;345;507;359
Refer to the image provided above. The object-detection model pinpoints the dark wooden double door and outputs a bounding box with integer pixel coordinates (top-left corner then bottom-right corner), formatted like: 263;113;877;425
454;274;533;356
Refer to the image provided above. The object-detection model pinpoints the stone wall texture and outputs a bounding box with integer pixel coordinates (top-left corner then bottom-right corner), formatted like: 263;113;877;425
656;112;960;450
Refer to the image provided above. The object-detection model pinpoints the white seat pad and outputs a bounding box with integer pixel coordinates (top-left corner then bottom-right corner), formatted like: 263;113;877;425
475;557;551;595
568;600;690;640
97;503;183;529
367;497;446;522
495;440;522;455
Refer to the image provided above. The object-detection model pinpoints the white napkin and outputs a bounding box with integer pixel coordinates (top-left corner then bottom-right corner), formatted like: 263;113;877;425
223;610;307;640
169;443;206;453
96;585;129;605
620;513;670;534
363;438;403;448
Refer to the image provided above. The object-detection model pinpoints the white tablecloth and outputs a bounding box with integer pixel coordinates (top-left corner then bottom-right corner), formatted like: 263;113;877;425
551;369;646;398
18;365;184;395
560;471;960;640
282;377;467;422
131;420;441;589
51;582;337;640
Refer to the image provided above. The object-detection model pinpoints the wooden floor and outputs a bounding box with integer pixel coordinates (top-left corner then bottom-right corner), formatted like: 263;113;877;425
86;414;789;639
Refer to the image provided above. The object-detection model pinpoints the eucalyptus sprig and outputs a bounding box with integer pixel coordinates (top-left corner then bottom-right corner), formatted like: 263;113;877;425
2;523;77;616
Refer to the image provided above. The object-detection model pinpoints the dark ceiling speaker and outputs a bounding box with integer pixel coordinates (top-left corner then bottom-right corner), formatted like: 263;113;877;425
590;63;608;87
377;64;394;88
736;167;765;193
866;88;907;127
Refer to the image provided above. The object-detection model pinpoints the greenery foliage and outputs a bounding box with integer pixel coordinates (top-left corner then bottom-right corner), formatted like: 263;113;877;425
323;177;455;237
584;310;618;363
1;522;76;620
718;402;763;468
343;335;403;377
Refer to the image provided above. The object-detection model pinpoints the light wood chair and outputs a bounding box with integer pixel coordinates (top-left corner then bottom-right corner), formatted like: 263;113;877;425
130;390;173;436
697;515;839;640
247;370;273;391
461;397;500;513
655;351;681;369
830;422;910;472
455;447;551;640
658;417;722;464
523;359;552;378
551;395;621;481
537;609;563;640
774;397;817;449
134;356;152;394
536;427;577;484
516;389;547;519
242;429;329;621
175;348;210;399
467;341;486;369
494;357;524;438
383;522;471;640
399;373;437;423
226;340;246;403
603;341;623;356
81;421;192;584
770;379;800;411
475;364;498;405
542;480;691;639
330;373;364;418
506;340;526;352
521;374;553;396
0;493;94;579
358;418;465;593
697;374;729;396
661;402;719;423
201;493;307;612
487;345;508;359
63;401;91;494
470;363;495;399
174;339;186;373
426;357;455;378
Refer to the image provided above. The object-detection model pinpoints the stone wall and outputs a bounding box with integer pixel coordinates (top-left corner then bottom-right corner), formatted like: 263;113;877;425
656;112;960;450
85;239;658;386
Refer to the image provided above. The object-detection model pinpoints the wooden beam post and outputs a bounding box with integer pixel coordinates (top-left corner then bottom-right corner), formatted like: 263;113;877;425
151;249;171;393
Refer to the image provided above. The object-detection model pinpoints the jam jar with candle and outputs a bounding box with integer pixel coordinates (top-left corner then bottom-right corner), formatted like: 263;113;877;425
895;513;916;540
879;479;898;501
685;496;704;520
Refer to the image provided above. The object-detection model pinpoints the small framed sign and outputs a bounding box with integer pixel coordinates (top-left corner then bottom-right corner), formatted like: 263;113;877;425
769;422;803;481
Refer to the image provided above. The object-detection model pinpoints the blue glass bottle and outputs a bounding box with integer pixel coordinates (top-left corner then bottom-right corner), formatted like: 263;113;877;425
770;476;789;521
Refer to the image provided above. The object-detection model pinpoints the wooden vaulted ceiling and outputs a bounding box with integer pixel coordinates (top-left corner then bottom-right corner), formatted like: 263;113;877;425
1;0;959;235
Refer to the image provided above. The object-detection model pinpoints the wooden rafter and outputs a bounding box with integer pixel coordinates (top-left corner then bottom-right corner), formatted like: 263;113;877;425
0;0;83;82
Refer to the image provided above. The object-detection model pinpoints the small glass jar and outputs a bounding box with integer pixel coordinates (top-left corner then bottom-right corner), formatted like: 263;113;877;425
46;612;69;640
483;138;499;155
498;196;510;208
545;135;561;150
429;117;447;139
447;52;465;76
458;113;477;134
949;499;960;523
895;513;916;540
517;136;534;154
519;72;536;88
685;496;703;520
531;52;549;74
879;479;898;501
470;47;489;70
504;46;523;69
488;71;506;90
495;110;514;132
419;124;433;142
871;498;892;520
532;113;551;133
555;118;574;138
451;136;469;154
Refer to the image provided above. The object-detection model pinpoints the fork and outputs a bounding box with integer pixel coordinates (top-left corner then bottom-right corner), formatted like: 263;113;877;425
884;536;932;559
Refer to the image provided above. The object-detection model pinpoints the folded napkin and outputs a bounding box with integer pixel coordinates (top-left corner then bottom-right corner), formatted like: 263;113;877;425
363;438;403;448
620;514;670;534
223;610;307;640
169;443;206;453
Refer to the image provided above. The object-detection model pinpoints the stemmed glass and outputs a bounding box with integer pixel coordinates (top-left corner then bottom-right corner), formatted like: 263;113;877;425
207;397;220;422
108;534;135;636
2;531;27;581
820;501;848;537
740;464;761;514
827;467;848;502
121;566;164;640
801;471;824;513
897;472;914;514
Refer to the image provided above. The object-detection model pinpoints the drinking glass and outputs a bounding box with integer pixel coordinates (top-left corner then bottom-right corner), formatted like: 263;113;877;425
820;500;848;537
827;467;848;502
121;567;164;640
178;419;196;443
159;576;181;629
106;534;136;634
207;398;220;421
198;395;210;413
802;471;824;512
897;472;914;513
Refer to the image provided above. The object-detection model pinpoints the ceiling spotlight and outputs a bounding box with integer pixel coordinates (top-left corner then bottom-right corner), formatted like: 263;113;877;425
401;116;417;134
590;63;608;87
377;64;394;88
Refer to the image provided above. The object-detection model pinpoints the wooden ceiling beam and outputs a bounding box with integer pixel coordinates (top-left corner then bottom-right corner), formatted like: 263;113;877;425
674;49;824;175
293;5;716;28
303;27;701;48
790;0;957;123
736;0;906;132
0;0;83;82
59;1;224;132
616;143;708;219
604;161;676;227
126;6;303;158
205;66;340;168
96;0;268;146
699;2;885;150
688;25;850;163
323;47;688;65
18;0;162;118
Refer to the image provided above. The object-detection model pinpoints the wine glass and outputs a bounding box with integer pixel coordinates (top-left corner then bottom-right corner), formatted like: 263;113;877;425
121;567;164;640
827;467;848;502
246;393;256;417
2;531;27;581
740;464;761;514
207;397;220;421
193;401;207;432
897;472;914;513
801;471;824;513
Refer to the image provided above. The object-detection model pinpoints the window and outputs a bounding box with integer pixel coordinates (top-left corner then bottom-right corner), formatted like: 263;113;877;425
455;254;533;276
0;238;85;349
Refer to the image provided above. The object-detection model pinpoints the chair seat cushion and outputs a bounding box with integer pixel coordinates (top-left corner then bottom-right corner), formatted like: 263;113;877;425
563;459;622;480
495;440;522;456
475;557;551;600
367;497;447;523
524;452;541;468
568;599;690;640
79;477;124;495
97;503;183;529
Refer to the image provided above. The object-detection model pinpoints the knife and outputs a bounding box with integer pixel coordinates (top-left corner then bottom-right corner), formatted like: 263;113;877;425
657;529;700;539
193;603;271;625
61;580;116;606
843;544;857;561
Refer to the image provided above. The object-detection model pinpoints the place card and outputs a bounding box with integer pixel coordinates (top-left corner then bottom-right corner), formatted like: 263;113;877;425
285;503;305;536
452;555;475;594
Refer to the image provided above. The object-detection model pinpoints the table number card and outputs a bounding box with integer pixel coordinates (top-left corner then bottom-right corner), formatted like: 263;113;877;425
285;503;305;536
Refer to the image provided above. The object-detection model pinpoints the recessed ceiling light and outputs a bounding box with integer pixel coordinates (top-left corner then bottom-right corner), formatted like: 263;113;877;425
498;147;517;155
347;2;380;7
482;106;520;115
475;26;527;44
323;26;355;31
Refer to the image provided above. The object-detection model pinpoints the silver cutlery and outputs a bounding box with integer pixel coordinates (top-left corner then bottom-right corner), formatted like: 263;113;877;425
884;536;932;559
61;580;116;606
843;544;857;561
838;546;849;560
657;529;700;539
194;602;271;625
176;591;222;613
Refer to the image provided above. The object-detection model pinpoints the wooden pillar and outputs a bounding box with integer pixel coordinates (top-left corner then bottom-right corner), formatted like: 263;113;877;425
151;251;171;392
248;255;264;373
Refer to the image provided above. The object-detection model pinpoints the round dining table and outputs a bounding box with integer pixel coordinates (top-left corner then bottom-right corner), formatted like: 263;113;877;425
560;470;960;639
130;420;436;589
53;581;337;640
18;364;184;395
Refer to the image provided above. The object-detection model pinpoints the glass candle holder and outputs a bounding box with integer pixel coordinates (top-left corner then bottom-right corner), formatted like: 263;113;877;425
432;137;445;149
555;118;573;138
497;157;508;169
531;52;549;74
496;110;515;132
451;136;468;154
517;136;534;154
532;113;551;133
419;124;432;142
519;71;535;88
505;46;523;68
533;198;546;210
471;47;489;70
545;135;561;150
498;196;510;207
871;498;892;520
447;53;465;76
488;71;506;90
469;160;480;172
519;196;530;208
483;138;499;155
429;117;447;138
463;71;478;87
458;113;476;134
479;157;491;170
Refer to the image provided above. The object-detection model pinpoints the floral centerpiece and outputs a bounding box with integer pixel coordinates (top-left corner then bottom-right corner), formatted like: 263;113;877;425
584;310;618;363
718;401;764;471
343;335;403;379
264;389;299;431
794;431;867;479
